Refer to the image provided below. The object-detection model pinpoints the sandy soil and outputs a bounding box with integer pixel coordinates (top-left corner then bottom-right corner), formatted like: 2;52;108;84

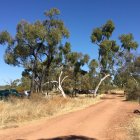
0;94;138;140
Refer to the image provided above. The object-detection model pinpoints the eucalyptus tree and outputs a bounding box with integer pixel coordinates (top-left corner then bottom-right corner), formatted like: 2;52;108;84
43;42;90;98
0;8;69;93
118;33;138;66
134;56;140;77
115;56;140;86
91;20;120;95
42;8;69;84
61;45;90;96
42;42;72;98
55;46;90;90
0;21;47;92
114;34;139;87
91;20;139;95
89;59;98;75
91;20;139;96
69;53;89;90
88;59;98;89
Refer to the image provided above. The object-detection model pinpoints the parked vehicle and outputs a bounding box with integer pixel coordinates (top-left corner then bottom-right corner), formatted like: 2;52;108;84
0;89;22;100
0;90;10;100
8;89;22;97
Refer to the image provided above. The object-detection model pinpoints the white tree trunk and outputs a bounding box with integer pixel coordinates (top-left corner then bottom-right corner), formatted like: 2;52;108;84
94;74;110;96
43;71;68;98
130;73;139;87
58;84;67;98
58;71;67;98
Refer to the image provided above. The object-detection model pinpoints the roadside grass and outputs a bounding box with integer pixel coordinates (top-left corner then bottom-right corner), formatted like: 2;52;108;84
109;89;125;95
0;93;104;128
129;117;140;140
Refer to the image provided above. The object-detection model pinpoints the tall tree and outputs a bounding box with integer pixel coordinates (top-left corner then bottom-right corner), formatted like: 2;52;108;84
43;43;90;98
91;20;119;95
114;34;139;88
0;8;69;93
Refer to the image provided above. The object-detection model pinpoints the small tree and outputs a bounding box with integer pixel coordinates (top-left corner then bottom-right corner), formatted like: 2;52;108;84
114;56;140;100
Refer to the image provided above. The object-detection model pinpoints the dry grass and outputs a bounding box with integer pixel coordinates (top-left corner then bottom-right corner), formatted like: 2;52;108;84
128;117;140;140
0;94;104;128
109;89;125;94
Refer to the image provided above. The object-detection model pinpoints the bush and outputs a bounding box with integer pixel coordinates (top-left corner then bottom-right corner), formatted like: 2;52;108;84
126;86;140;101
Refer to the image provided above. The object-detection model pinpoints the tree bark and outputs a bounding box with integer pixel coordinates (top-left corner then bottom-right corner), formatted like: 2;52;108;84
94;74;110;96
30;72;35;92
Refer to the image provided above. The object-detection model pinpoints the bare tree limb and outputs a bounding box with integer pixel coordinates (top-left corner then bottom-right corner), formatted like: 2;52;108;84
61;76;68;85
43;81;58;86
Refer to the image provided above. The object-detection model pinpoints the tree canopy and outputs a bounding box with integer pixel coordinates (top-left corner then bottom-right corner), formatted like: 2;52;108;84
0;10;139;99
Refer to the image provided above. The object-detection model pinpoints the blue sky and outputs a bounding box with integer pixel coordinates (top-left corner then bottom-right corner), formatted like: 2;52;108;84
0;0;140;85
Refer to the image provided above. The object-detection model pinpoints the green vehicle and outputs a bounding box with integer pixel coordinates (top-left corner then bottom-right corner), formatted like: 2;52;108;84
0;90;10;100
8;89;22;97
0;89;22;100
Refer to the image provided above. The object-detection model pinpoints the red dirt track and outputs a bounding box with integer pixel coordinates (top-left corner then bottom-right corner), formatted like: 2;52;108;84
0;94;138;140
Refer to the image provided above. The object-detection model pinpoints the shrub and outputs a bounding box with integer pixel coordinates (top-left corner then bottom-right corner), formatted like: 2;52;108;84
126;86;140;101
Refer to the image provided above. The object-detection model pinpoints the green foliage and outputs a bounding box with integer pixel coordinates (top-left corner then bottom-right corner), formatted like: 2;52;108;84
118;34;138;67
89;59;98;74
62;42;71;55
20;76;31;90
83;54;90;64
4;52;18;66
1;13;139;97
0;8;70;92
126;82;140;100
102;20;115;39
91;20;115;43
80;74;91;90
91;20;139;95
91;20;118;74
119;33;138;51
114;56;140;100
91;28;102;42
44;8;60;17
0;31;13;45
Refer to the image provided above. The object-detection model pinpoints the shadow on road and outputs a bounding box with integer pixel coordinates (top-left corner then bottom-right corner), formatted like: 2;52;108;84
122;98;128;102
38;135;97;140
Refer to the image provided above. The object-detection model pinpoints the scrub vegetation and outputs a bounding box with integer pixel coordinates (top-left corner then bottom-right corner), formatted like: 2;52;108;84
0;8;140;138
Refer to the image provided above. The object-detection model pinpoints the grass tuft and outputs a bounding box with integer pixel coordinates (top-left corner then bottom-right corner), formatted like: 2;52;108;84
128;117;140;140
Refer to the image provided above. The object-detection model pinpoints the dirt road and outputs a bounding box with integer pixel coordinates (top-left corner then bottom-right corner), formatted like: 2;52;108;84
0;94;138;140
